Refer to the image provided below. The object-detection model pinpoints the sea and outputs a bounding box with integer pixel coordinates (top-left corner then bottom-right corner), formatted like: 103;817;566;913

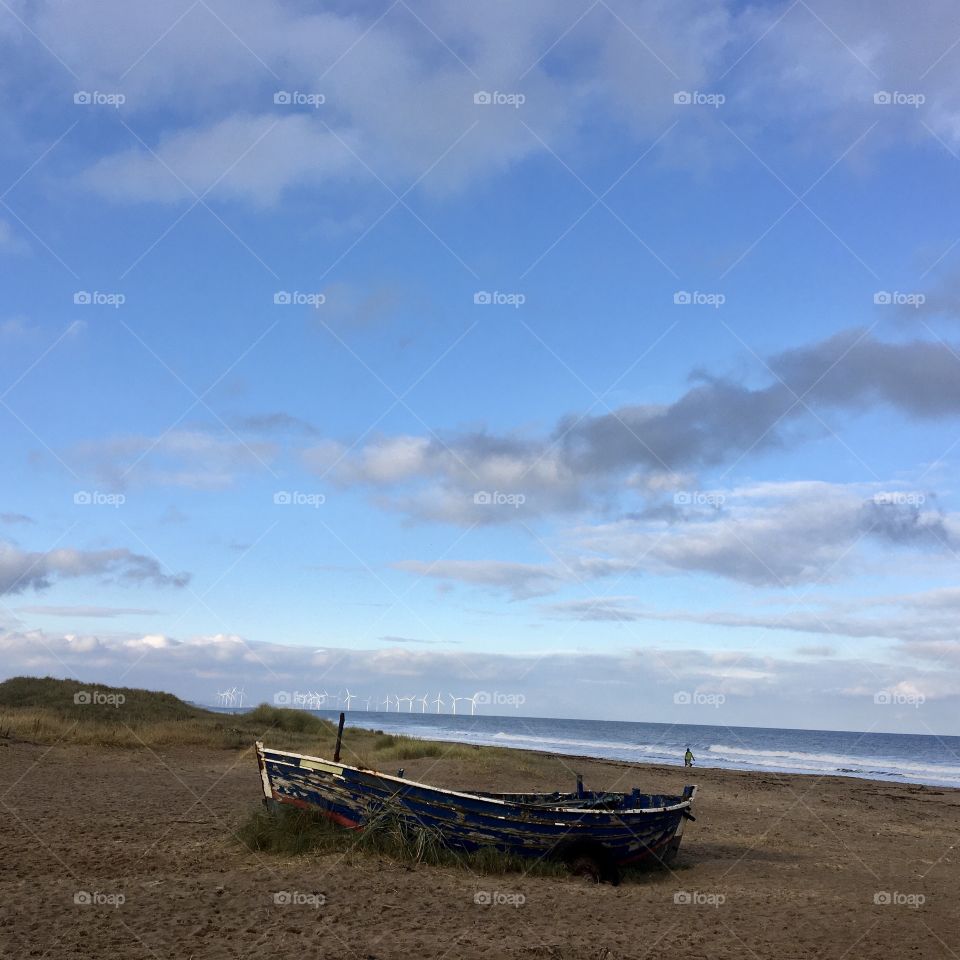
275;711;960;789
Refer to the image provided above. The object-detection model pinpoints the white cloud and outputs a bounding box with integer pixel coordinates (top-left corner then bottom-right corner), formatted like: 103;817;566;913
394;558;564;600
0;220;28;254
71;428;278;490
8;0;960;207
568;480;956;586
82;114;359;206
2;627;956;729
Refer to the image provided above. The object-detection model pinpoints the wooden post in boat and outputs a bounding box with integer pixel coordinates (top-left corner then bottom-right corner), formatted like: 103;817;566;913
333;712;346;762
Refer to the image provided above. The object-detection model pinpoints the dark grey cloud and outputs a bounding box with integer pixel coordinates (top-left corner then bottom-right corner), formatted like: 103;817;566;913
772;329;960;418
859;498;954;549
232;413;320;437
17;605;161;618
555;377;794;476
0;513;34;525
310;330;960;525
379;635;459;646
0;541;190;596
562;330;960;479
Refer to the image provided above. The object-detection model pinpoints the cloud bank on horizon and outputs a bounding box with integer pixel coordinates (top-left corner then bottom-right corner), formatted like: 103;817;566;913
2;0;960;733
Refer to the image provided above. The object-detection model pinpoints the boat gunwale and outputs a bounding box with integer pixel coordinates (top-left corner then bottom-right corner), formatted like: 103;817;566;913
256;742;697;816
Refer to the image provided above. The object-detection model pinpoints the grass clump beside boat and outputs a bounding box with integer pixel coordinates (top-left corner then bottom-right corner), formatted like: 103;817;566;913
243;703;329;734
237;803;567;877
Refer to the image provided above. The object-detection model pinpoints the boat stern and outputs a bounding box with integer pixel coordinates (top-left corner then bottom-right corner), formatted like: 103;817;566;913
662;784;697;863
255;741;273;803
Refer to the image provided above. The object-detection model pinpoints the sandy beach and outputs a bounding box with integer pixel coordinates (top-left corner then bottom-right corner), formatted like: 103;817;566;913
2;736;958;960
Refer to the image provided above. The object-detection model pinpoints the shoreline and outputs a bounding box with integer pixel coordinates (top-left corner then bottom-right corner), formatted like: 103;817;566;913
300;712;960;791
294;729;960;794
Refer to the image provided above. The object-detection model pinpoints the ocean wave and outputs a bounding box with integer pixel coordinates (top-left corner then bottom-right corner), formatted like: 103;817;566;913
358;716;960;788
491;731;673;757
707;743;960;783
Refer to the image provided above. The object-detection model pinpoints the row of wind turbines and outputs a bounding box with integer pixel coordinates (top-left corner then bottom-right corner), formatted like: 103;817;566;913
290;689;480;715
216;687;245;707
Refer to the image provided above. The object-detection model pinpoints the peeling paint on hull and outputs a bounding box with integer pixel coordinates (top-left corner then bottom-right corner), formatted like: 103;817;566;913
255;742;696;866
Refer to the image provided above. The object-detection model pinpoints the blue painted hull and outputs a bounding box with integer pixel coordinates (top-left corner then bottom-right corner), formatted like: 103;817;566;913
255;742;696;867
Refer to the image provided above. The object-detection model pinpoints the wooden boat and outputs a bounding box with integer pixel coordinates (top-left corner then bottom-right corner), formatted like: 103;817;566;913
255;741;696;881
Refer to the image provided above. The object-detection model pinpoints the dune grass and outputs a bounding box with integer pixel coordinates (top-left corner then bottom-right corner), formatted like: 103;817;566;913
0;676;340;750
0;675;213;722
0;676;519;766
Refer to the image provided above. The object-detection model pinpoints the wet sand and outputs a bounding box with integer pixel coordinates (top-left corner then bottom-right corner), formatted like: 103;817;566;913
2;738;958;959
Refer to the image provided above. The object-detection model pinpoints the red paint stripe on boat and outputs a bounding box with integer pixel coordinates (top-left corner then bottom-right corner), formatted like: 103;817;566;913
271;792;361;829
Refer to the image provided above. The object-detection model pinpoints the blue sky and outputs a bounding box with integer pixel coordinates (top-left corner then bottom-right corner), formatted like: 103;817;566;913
3;0;960;734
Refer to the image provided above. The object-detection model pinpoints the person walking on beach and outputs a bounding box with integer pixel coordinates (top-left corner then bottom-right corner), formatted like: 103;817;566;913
684;746;695;767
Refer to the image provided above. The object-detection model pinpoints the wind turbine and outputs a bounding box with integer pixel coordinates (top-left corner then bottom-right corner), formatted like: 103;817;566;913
465;694;478;716
418;694;429;713
431;693;444;714
235;688;245;708
449;693;466;715
364;696;373;711
397;695;413;712
342;689;356;710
